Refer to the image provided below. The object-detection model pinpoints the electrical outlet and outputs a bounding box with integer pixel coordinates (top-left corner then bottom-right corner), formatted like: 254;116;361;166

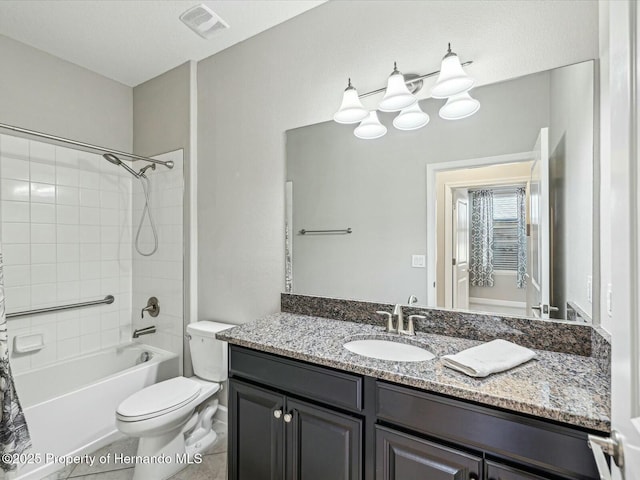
411;255;426;268
587;275;592;303
606;283;613;317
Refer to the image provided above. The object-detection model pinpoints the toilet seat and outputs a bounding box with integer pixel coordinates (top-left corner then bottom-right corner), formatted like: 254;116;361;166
117;377;202;422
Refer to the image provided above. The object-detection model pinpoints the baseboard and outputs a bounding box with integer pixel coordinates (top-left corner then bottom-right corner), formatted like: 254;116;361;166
469;297;526;308
214;405;228;424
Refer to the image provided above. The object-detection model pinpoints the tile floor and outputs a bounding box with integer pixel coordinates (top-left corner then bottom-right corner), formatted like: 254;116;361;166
42;420;227;480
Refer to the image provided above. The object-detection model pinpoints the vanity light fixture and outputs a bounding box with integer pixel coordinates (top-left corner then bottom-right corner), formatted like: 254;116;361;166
431;43;475;99
333;79;369;124
439;91;481;120
378;63;418;112
333;43;478;139
354;111;388;139
393;103;430;130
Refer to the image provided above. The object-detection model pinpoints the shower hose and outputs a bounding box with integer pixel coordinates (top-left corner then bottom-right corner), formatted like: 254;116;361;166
135;174;159;256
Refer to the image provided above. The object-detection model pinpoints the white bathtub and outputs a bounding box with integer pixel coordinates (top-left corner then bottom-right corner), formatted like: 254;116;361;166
7;343;179;480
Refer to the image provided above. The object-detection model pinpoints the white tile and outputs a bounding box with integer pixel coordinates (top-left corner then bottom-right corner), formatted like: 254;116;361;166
4;286;30;310
100;311;119;331
1;179;30;201
31;313;56;327
2;244;29;265
80;261;100;280
56;205;79;225
100;190;119;208
57;337;80;361
30;161;56;184
55;146;78;168
79;206;100;225
57;243;79;263
80;225;100;243
80;244;100;261
80;279;101;298
57;262;79;282
30;141;55;164
56;166;79;187
56;186;79;205
100;328;119;348
2;201;29;222
79;188;100;207
30;283;57;307
30;182;56;203
101;260;120;278
57;281;80;302
100;226;119;243
100;276;120;294
80;333;101;354
30;325;57;368
1;157;30;181
30;244;55;264
2;135;29;159
100;208;119;226
100;243;120;261
31;264;57;284
31;203;56;223
31;223;56;244
57;317;79;340
2;223;29;243
79;170;100;189
3;265;30;287
80;315;101;335
56;224;79;243
100;174;120;192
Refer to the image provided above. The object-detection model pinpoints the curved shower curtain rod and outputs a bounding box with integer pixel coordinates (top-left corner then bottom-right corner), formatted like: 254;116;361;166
0;122;174;169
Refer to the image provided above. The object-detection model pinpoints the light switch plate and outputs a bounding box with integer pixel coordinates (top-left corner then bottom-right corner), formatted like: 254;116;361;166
411;255;426;268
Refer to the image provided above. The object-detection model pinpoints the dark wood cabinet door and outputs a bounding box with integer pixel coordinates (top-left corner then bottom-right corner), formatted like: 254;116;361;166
376;426;482;480
485;461;549;480
286;398;363;480
229;379;285;480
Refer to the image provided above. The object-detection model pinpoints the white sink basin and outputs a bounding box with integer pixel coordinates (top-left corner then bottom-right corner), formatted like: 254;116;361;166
343;339;435;362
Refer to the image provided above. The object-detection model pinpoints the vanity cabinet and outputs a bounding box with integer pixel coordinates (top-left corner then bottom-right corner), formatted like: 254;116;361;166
228;345;599;480
228;347;363;480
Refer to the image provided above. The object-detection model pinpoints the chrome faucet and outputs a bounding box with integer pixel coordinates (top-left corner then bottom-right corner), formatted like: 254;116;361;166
393;304;405;333
407;295;418;305
133;326;156;338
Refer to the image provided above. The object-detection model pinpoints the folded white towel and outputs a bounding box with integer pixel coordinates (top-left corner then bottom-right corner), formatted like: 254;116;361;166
441;339;536;378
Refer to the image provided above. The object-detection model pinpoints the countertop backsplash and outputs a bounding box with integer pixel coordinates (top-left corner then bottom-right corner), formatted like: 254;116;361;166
281;293;609;359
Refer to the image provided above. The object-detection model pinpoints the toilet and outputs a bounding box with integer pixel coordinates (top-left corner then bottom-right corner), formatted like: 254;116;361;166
115;321;233;480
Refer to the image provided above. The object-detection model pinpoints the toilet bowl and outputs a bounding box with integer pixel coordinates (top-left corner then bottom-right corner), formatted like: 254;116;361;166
115;321;233;480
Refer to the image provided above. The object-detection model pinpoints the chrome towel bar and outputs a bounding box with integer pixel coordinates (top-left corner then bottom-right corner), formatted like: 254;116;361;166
6;295;115;319
299;228;352;235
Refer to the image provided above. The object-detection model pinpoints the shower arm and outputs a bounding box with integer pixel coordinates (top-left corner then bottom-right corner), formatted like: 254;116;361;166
0;122;174;170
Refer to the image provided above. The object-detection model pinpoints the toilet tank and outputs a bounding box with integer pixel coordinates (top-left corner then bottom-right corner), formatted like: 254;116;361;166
187;321;235;382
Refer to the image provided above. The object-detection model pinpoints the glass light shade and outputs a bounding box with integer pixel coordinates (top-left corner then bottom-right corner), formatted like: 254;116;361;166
333;86;368;124
393;103;430;131
438;92;480;120
431;54;475;99
354;111;387;139
378;70;417;112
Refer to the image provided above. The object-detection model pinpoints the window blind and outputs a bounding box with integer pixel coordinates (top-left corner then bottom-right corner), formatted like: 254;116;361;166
492;190;519;271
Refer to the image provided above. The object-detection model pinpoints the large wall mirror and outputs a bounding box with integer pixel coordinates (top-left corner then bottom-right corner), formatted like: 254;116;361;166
285;60;596;322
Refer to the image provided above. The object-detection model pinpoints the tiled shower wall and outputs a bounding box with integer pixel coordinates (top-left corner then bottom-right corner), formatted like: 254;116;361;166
131;150;184;373
0;134;133;374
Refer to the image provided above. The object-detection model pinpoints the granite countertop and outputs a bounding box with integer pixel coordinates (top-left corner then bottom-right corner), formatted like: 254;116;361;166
218;312;610;433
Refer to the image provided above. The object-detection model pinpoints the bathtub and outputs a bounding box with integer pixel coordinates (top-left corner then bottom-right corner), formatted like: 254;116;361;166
7;343;178;480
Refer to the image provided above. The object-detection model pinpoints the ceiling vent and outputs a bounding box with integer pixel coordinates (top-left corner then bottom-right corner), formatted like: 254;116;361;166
180;4;229;39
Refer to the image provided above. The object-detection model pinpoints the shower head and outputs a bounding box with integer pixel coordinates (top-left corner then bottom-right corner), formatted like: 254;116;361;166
102;153;140;178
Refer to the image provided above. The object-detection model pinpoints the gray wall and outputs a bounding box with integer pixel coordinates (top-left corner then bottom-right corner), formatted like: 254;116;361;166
133;61;196;377
287;72;550;304
196;0;598;325
0;34;132;151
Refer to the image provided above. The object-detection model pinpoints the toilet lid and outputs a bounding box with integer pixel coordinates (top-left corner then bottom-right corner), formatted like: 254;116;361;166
116;377;202;422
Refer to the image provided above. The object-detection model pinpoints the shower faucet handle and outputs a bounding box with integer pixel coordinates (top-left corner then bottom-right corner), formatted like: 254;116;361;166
141;297;160;319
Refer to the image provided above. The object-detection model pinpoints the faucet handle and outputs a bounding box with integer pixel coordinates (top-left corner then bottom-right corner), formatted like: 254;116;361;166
376;311;395;333
407;315;426;336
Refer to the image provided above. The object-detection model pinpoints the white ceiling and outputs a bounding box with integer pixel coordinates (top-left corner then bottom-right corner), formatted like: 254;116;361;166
0;0;326;87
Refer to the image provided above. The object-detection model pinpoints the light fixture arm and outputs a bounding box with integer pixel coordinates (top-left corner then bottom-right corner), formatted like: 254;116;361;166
358;60;473;99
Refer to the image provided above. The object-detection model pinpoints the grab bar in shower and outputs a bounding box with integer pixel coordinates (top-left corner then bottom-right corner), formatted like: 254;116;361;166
6;295;115;319
299;228;353;235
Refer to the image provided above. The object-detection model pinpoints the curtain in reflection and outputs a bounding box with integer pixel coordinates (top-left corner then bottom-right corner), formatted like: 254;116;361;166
0;244;31;472
516;187;527;288
470;190;494;287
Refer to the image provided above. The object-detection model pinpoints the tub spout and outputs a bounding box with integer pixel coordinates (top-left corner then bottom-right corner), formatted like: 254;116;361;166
133;326;156;338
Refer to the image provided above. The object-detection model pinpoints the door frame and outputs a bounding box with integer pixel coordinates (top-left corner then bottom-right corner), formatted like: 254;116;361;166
426;151;534;307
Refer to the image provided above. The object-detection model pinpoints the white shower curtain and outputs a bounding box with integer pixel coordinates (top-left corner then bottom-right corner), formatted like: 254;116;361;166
0;244;31;472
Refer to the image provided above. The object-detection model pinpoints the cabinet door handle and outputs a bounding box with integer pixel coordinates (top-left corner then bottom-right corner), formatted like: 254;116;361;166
283;412;293;423
273;409;282;419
